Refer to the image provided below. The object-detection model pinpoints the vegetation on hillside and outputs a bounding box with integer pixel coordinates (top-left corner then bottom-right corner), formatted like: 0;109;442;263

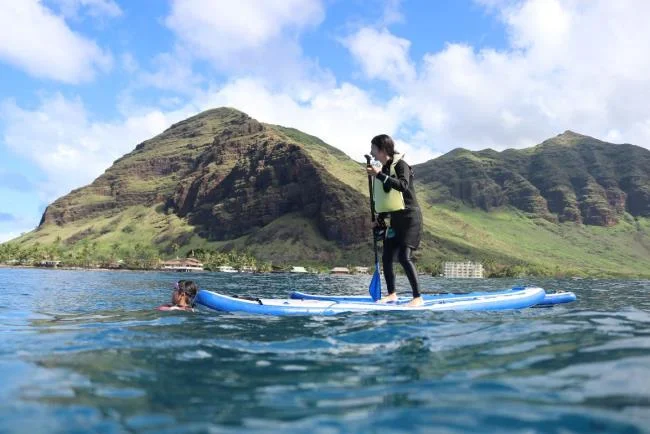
5;109;650;278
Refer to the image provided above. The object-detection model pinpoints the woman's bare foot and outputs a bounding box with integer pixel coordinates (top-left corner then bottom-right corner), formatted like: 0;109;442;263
377;293;398;303
407;296;424;307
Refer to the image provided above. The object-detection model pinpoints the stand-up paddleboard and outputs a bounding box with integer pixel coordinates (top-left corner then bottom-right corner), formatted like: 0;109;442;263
194;286;546;316
290;286;576;307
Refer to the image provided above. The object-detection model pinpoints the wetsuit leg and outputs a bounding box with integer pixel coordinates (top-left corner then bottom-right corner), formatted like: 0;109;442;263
382;238;398;295
398;246;421;298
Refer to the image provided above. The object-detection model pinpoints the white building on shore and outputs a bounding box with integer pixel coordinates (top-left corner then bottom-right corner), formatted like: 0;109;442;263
443;261;484;278
161;258;204;272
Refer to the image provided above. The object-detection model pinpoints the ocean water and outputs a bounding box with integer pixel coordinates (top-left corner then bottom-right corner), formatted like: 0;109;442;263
0;268;649;433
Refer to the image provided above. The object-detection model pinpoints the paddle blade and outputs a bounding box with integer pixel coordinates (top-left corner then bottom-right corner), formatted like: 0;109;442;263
369;265;382;301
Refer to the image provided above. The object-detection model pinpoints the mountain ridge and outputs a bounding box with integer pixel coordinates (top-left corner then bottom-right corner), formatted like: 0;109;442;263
7;107;650;277
414;130;650;226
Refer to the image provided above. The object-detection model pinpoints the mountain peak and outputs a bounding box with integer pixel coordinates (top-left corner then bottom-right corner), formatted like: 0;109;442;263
178;107;249;123
541;130;596;147
559;130;583;137
164;107;255;134
442;147;471;158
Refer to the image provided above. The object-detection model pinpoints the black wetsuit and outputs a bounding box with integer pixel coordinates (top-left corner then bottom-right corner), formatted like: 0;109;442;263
376;158;423;298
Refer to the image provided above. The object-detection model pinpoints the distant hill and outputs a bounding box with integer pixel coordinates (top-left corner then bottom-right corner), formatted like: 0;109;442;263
414;131;650;226
8;108;650;277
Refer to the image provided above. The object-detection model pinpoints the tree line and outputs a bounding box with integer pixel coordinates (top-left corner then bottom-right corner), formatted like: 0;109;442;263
0;240;269;271
0;241;594;277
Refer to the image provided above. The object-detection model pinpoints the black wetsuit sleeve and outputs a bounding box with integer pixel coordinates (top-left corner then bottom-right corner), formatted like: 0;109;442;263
378;160;410;193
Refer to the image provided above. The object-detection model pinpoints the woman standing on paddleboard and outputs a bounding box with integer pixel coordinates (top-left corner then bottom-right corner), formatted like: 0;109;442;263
367;134;424;307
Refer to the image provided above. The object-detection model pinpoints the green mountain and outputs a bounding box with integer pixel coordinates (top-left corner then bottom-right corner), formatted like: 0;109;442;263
414;131;650;225
28;108;371;264
7;108;650;277
410;131;650;277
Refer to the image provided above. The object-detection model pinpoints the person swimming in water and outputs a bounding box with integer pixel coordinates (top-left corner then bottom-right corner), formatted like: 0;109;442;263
157;280;198;311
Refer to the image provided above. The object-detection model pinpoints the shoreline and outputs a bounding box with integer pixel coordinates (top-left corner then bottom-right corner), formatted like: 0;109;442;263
0;264;359;276
1;264;649;279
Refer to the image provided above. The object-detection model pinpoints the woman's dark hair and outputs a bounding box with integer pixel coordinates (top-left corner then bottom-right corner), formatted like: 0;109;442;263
182;281;198;298
371;134;396;156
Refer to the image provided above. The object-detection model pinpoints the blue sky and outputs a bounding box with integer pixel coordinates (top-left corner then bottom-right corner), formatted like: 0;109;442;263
1;0;649;242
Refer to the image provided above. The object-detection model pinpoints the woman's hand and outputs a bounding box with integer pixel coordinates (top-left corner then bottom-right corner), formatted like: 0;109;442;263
371;219;386;241
366;165;381;176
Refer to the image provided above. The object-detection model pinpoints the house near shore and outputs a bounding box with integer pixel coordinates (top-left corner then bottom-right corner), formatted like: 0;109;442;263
290;266;308;273
443;261;484;278
161;258;204;272
330;267;350;275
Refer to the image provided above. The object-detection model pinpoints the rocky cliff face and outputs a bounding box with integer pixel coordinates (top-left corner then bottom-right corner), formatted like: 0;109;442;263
168;123;368;244
39;108;370;245
415;131;650;225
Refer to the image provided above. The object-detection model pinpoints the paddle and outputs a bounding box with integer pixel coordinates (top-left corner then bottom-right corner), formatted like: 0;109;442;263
365;154;382;301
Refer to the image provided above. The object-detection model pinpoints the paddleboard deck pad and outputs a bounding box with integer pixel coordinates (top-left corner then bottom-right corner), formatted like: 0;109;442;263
290;286;576;308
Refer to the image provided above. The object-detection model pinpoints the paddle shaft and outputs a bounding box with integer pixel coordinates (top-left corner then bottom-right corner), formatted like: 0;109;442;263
365;156;380;265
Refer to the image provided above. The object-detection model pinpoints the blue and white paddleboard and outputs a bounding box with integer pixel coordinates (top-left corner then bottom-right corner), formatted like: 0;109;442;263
290;286;576;308
195;286;547;316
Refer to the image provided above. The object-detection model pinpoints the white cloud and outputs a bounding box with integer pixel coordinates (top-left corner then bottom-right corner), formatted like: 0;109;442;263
503;0;572;66
192;78;435;163
46;0;122;19
136;50;205;96
162;0;335;88
0;94;194;203
166;0;324;68
343;0;650;150
120;52;138;74
344;27;415;86
0;0;112;83
381;0;405;26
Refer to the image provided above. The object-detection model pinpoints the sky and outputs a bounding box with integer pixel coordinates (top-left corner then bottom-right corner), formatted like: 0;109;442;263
1;0;650;242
